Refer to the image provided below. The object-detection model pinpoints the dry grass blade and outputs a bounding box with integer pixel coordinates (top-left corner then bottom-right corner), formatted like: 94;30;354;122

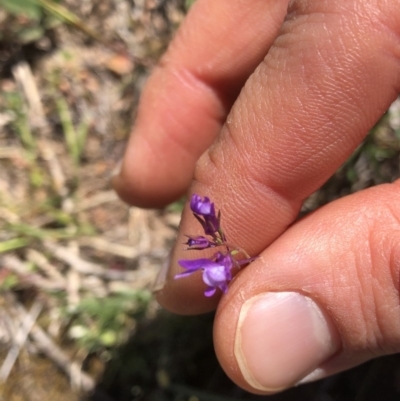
30;318;95;392
43;241;131;279
0;299;43;382
3;293;95;392
26;249;66;285
78;236;140;259
0;1;190;398
73;191;119;213
0;308;17;347
0;147;22;159
43;240;106;275
66;269;80;308
38;139;68;197
0;208;20;224
1;254;65;290
11;61;45;129
12;60;68;197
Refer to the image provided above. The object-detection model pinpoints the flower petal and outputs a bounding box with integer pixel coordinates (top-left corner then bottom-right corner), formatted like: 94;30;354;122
174;271;197;280
178;258;219;271
185;236;214;250
204;287;216;297
190;194;214;215
219;282;229;294
202;265;227;287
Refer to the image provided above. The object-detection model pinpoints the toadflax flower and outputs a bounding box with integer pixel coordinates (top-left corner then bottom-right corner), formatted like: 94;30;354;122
177;252;232;297
184;235;215;250
175;194;256;297
190;194;221;238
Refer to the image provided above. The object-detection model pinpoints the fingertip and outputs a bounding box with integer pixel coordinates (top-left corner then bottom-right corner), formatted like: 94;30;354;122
111;133;193;208
112;164;188;208
155;280;218;315
113;63;222;208
114;0;289;208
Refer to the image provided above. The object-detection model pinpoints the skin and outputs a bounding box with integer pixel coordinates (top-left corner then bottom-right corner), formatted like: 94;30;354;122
114;0;400;394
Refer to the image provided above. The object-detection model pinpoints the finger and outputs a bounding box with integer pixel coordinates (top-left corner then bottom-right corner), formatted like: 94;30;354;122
156;0;400;313
113;0;289;207
213;181;400;393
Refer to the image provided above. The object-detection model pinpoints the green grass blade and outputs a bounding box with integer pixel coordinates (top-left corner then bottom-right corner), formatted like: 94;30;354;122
55;95;79;164
76;116;90;160
0;238;29;253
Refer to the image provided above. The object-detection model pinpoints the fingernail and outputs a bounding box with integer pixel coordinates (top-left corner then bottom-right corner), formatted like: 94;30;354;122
234;292;340;392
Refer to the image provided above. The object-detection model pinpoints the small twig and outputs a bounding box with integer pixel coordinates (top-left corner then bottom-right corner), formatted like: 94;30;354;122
0;147;23;159
1;254;65;291
129;208;150;247
0;299;43;382
82;275;108;298
4;292;95;392
12;61;45;129
31;318;95;391
0;309;16;346
73;190;119;213
38;139;68;197
78;236;140;259
44;241;107;275
65;241;81;308
44;235;164;286
43;241;132;280
26;248;66;284
12;60;69;197
67;269;81;309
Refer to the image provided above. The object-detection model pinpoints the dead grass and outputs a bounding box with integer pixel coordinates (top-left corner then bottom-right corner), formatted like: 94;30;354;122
0;1;185;399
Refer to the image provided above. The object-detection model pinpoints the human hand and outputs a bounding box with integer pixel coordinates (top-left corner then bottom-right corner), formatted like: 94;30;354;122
113;0;400;394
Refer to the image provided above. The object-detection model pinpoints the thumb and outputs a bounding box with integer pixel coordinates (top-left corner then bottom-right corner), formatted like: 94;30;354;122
214;181;400;394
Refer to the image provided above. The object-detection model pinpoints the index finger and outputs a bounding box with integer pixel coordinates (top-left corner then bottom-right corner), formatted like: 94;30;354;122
156;0;400;314
114;0;288;208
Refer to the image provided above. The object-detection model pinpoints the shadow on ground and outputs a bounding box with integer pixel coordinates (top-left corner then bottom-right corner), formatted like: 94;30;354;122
88;310;400;401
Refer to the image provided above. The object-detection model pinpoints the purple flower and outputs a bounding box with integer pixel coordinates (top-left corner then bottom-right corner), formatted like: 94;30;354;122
176;252;233;297
189;194;220;237
184;236;215;250
190;194;215;215
176;194;257;298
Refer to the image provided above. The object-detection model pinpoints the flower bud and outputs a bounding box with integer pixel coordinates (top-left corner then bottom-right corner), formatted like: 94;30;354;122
185;236;215;250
